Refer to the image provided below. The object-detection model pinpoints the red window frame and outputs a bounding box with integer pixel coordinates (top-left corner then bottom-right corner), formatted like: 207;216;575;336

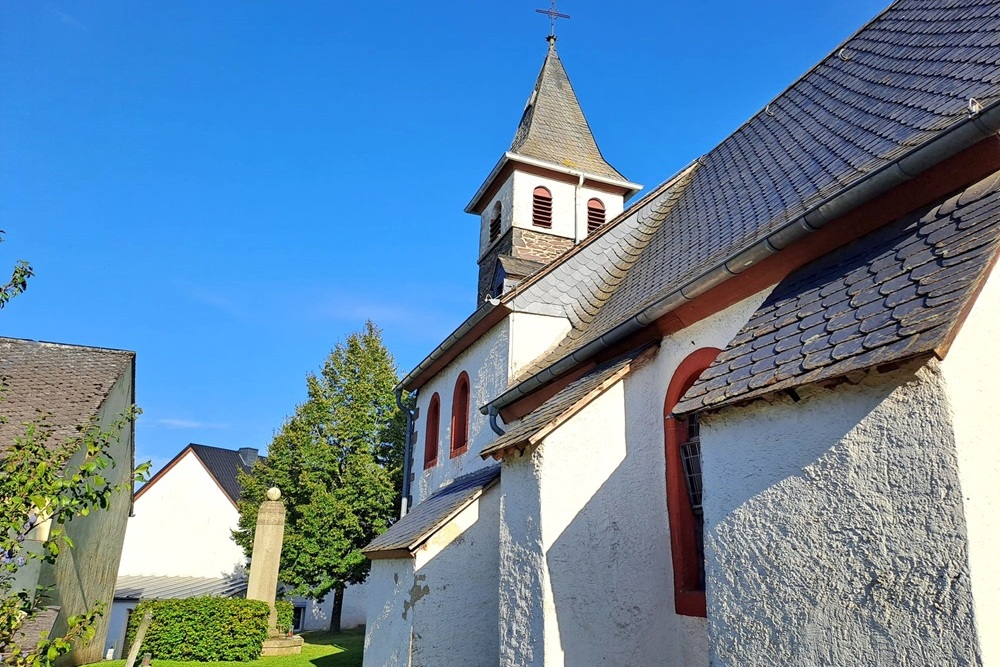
450;372;471;458
663;347;720;617
424;392;441;469
532;186;553;228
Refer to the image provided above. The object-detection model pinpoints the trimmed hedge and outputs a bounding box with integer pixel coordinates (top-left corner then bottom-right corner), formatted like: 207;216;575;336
275;600;293;634
124;598;269;662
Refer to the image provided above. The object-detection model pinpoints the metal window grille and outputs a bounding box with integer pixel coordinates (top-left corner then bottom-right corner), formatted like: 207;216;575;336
679;414;705;588
532;187;553;228
587;199;605;232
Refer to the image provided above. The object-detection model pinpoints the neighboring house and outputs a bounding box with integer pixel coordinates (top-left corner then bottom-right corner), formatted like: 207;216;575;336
107;444;364;658
363;3;1000;666
0;337;136;666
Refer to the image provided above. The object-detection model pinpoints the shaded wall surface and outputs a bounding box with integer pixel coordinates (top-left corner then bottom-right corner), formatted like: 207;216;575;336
702;362;981;666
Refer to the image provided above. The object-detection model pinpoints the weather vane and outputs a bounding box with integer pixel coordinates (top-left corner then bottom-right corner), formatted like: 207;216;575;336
535;0;570;40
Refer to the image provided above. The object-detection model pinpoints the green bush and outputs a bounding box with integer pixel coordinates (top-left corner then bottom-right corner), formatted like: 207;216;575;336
124;598;269;661
275;600;294;634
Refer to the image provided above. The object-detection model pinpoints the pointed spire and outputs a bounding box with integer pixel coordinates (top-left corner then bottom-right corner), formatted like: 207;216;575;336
509;44;625;181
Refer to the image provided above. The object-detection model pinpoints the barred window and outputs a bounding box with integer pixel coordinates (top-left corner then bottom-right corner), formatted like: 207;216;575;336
489;202;502;243
587;198;605;233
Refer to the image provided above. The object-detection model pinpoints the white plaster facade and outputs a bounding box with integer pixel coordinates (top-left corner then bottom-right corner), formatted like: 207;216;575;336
119;450;245;578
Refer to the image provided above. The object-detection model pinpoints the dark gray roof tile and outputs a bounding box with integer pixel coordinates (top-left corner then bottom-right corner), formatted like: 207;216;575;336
675;170;1000;414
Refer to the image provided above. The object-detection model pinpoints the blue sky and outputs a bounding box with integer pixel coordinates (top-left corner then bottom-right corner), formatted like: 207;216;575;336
1;0;888;472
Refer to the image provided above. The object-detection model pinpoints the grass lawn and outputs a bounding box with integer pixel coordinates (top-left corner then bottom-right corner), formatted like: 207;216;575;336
92;629;364;667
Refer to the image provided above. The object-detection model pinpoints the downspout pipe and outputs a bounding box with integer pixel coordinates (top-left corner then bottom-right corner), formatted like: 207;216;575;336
395;386;416;519
572;170;585;245
488;405;506;436
481;100;1000;416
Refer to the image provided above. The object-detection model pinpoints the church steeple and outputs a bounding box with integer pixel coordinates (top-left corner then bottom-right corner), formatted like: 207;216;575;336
508;39;626;182
466;39;641;304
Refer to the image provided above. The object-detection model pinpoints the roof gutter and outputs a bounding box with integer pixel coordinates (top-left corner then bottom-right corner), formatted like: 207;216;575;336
465;152;643;214
398;298;504;392
481;101;1000;416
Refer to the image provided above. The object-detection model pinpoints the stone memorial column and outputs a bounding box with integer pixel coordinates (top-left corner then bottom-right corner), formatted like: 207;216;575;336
246;488;302;655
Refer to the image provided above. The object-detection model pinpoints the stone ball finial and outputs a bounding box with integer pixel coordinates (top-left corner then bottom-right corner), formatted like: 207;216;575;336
266;487;281;501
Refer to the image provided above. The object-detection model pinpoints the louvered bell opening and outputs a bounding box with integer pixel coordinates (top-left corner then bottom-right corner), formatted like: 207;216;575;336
532;187;552;228
587;199;605;233
489;203;502;243
680;415;705;589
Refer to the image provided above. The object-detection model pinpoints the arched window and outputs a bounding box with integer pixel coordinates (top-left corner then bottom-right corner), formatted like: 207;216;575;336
450;372;471;458
587;198;605;233
489;202;502;243
663;347;721;617
424;393;441;469
532;186;553;228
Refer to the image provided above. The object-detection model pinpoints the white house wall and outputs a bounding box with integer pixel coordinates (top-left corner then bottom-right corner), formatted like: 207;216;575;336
496;292;765;666
940;263;1000;667
119;452;245;578
701;361;980;666
413;320;508;503
364;559;415;667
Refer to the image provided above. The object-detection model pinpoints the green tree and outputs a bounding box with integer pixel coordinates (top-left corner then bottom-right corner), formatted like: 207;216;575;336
235;321;406;632
0;234;145;666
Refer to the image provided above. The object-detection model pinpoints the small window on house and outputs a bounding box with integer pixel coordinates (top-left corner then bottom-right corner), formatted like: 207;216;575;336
489;202;502;243
587;198;605;233
450;372;471;457
292;606;305;632
424;393;441;469
532;186;553;228
663;347;720;618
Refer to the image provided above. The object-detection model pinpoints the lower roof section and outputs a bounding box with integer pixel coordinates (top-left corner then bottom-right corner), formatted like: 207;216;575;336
364;465;500;560
675;170;1000;415
114;574;248;601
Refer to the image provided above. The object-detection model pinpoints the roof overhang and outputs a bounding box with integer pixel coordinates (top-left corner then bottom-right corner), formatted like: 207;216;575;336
464;152;643;215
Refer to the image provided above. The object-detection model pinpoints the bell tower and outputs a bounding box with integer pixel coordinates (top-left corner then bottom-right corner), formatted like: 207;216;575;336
465;35;641;303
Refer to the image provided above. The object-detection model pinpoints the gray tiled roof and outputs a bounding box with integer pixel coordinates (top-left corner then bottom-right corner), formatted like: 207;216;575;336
0;338;133;453
364;465;500;557
675;171;1000;414
503;0;1000;393
189;444;259;505
115;575;248;600
509;43;625;181
497;255;546;279
481;349;647;459
5;606;59;655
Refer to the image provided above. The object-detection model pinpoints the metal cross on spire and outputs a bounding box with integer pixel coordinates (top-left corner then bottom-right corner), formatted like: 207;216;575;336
535;0;570;41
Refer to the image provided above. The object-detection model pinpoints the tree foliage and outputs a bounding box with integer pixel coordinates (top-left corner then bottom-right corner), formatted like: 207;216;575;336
0;234;145;667
235;321;406;629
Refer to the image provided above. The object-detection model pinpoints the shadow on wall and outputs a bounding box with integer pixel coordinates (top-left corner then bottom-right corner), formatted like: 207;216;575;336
543;383;707;667
700;363;980;666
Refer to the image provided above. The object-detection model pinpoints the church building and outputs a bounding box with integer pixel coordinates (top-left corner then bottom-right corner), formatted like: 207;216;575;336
363;1;1000;665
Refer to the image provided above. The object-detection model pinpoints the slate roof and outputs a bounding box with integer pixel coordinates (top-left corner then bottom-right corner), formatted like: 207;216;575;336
497;255;546;279
115;575;247;600
509;42;625;181
5;607;60;655
498;0;1000;399
364;465;500;558
189;444;259;505
675;171;1000;414
0;338;133;452
481;348;650;459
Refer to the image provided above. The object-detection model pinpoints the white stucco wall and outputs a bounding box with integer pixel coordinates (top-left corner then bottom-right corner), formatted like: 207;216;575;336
410;486;500;666
941;264;1000;667
119;451;245;578
364;559;415;667
478;170;626;258
507;312;571;378
702;362;980;666
497;293;765;666
413;320;508;503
